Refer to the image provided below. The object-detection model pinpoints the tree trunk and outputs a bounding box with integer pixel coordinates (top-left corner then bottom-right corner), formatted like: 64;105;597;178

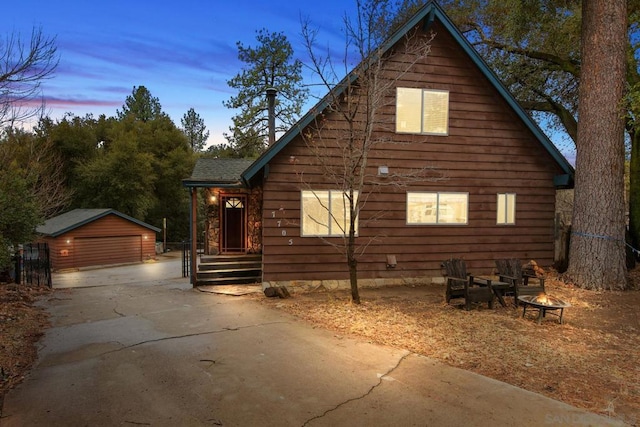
348;255;360;304
628;129;640;250
348;226;361;304
568;0;628;290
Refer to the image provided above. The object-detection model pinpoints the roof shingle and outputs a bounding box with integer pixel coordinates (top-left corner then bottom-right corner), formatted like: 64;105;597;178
183;158;255;187
36;209;160;237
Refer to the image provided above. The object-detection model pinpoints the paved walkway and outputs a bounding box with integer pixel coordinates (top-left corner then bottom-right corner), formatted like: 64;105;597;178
0;259;625;426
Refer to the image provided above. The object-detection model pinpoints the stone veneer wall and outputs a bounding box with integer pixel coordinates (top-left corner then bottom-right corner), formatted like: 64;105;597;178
262;276;447;292
205;188;220;255
247;187;263;253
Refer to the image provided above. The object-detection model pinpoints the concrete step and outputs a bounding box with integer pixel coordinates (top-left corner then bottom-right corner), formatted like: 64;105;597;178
196;254;262;286
198;260;261;271
196;276;261;286
197;268;261;279
200;254;262;263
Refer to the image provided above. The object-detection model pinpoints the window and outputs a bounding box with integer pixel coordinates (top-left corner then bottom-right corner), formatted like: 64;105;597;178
301;190;359;237
225;197;244;209
396;88;449;135
497;193;516;225
407;192;468;225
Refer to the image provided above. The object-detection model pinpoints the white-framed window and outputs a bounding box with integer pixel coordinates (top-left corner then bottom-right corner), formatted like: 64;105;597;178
497;193;516;225
301;190;359;237
396;88;449;135
407;192;468;225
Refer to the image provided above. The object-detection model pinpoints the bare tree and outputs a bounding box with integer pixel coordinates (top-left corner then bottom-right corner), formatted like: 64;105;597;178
0;27;58;127
0;128;71;219
299;0;438;303
567;0;628;290
27;139;71;219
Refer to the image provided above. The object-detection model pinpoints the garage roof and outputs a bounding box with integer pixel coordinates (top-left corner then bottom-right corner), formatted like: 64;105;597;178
37;209;161;237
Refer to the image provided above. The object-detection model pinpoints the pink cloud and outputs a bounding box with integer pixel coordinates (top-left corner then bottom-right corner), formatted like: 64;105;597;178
13;95;120;109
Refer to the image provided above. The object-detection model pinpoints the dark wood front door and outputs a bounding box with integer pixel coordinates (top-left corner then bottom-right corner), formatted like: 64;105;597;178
221;195;246;253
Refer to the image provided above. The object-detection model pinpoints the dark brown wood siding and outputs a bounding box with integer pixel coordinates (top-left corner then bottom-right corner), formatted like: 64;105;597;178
46;214;157;270
261;21;565;282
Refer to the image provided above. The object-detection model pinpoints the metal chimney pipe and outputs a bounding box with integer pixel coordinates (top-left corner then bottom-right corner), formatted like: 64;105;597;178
266;88;277;146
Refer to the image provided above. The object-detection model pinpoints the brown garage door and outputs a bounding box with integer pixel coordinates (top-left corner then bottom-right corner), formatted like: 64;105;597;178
74;236;142;268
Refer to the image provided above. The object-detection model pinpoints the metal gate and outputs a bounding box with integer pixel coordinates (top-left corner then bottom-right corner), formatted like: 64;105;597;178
21;243;52;288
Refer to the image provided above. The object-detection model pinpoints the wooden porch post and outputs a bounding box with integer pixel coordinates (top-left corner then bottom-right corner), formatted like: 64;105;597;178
190;187;198;287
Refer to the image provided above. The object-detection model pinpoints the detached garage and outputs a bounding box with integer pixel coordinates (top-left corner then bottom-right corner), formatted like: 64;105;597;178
37;209;160;271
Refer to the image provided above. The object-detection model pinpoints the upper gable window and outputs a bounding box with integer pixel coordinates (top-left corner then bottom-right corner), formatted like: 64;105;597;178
396;88;449;135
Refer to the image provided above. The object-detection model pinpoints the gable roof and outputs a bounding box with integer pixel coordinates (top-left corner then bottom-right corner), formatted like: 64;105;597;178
242;0;574;186
183;158;254;188
36;208;160;237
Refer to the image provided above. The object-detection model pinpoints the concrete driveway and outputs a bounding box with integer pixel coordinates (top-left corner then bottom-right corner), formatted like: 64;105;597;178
0;257;623;426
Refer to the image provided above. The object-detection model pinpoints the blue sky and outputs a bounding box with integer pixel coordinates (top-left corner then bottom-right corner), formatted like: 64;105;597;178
5;0;357;147
5;1;575;160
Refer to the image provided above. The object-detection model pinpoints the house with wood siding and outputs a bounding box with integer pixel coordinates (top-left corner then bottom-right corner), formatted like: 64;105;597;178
184;1;573;289
37;209;160;271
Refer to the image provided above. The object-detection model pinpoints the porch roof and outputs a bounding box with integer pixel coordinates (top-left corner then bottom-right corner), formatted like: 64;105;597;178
183;158;254;188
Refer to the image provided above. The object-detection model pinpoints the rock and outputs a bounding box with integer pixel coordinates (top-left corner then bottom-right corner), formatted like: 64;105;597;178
264;286;291;298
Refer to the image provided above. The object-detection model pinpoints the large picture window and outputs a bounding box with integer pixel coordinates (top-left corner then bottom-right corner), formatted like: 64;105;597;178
407;192;468;225
396;88;449;135
497;193;516;225
301;190;359;237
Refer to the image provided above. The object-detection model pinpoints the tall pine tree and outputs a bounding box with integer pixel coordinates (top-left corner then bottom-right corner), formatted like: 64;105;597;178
223;29;308;157
181;108;209;152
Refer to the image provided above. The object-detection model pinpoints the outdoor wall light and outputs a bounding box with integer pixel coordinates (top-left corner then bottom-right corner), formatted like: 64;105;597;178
289;155;296;164
66;239;71;244
378;165;389;177
210;195;217;203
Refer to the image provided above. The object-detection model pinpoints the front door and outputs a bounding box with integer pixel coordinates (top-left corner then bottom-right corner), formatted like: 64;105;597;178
221;195;246;253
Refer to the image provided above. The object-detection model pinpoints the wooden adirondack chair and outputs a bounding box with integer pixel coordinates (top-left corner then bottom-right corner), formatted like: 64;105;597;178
495;259;545;304
442;258;494;310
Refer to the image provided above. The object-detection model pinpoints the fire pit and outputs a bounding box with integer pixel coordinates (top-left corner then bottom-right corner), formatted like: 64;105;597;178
518;294;570;324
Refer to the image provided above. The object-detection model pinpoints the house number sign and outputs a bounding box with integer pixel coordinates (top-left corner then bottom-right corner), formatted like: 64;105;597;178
272;209;294;246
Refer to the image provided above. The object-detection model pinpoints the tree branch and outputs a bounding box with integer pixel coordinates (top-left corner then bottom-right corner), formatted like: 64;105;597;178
462;21;580;77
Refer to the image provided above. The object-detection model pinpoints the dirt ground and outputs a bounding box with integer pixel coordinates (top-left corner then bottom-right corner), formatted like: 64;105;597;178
255;274;640;426
1;271;639;425
0;284;50;405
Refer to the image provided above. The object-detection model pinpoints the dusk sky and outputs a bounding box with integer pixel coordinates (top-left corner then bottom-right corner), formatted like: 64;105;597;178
6;1;574;159
5;0;359;147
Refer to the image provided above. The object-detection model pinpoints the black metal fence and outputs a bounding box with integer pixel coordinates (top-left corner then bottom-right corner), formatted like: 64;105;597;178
182;240;190;277
19;243;52;288
181;240;205;278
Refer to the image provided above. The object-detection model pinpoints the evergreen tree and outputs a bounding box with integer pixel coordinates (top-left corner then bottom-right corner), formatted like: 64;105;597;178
43;87;196;241
223;29;308;157
567;0;628;290
181;108;209;152
117;86;164;122
0;163;42;269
